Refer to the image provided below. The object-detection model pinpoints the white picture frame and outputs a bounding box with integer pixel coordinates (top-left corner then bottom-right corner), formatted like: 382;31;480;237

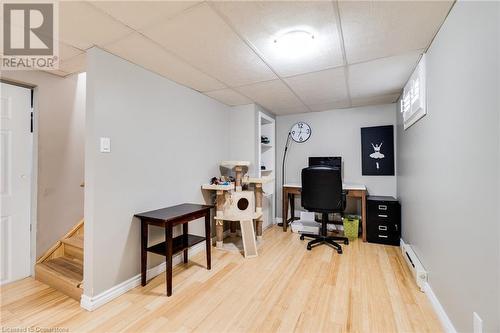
401;54;427;130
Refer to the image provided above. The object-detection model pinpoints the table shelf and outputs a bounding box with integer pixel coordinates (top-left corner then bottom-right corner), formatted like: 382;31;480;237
147;234;206;256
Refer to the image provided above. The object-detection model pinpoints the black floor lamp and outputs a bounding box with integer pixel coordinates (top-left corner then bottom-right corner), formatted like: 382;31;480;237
279;122;312;226
279;132;292;227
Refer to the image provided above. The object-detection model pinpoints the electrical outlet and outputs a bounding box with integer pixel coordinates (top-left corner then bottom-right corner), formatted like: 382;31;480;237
473;312;483;333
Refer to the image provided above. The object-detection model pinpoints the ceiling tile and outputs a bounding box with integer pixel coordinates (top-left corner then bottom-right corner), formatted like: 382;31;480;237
59;1;133;50
43;69;70;77
308;100;351;112
142;3;276;87
272;105;309;116
351;93;400;108
88;1;200;31
348;50;422;99
58;53;86;74
284;67;348;106
204;88;252;106
340;1;453;64
235;79;306;113
104;33;225;92
59;42;84;61
211;1;344;77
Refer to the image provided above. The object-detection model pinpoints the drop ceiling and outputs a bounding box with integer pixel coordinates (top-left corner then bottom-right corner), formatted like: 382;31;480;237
49;1;454;115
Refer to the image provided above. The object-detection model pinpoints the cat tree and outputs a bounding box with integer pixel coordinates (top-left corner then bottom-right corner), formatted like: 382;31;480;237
202;161;270;258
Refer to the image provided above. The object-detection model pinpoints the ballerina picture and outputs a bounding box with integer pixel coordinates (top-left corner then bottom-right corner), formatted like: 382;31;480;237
361;125;394;176
370;142;385;169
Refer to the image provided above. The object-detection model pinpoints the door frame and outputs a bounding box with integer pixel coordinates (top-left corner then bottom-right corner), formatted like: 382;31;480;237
1;79;38;277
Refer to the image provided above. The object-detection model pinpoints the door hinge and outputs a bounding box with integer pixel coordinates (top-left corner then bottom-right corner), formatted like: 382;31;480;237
30;111;33;133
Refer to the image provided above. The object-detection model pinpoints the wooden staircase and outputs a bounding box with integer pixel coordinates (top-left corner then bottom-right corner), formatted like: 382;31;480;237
35;219;84;300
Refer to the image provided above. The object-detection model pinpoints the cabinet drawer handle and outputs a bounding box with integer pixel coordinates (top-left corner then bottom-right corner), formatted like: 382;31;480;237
378;205;387;211
378;214;388;218
378;234;388;238
378;225;387;231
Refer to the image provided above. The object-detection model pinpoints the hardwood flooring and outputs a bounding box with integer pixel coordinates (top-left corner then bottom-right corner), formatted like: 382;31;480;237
0;226;442;332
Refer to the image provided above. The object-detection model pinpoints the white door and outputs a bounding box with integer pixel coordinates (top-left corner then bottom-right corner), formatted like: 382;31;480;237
1;82;32;285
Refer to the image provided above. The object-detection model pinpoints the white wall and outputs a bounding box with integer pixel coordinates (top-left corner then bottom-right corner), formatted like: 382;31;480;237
397;1;499;332
0;70;85;257
84;48;231;296
275;104;397;217
228;104;257;176
498;8;500;321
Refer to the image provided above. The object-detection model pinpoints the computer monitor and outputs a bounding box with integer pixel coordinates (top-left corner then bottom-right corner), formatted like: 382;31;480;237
308;156;342;170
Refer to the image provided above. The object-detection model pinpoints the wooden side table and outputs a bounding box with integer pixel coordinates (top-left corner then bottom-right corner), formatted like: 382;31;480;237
135;203;214;296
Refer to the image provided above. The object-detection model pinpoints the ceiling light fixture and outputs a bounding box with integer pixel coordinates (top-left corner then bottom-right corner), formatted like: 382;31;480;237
273;29;316;59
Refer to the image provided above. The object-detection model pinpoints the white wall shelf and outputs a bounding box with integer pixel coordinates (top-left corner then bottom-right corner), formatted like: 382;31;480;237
258;111;275;228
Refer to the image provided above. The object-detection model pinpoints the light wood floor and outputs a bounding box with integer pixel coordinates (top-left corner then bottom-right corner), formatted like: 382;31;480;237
0;226;442;333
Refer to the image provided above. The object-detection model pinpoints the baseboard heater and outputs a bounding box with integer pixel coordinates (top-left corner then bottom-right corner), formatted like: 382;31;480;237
400;239;428;291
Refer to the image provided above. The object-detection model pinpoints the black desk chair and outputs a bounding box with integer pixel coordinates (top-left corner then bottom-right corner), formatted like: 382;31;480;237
300;166;349;253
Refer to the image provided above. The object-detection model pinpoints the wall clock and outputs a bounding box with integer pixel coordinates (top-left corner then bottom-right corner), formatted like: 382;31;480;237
290;122;311;143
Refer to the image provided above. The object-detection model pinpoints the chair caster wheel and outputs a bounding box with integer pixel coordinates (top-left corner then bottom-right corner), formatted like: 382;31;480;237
337;249;343;254
344;239;349;245
307;245;312;251
300;235;305;240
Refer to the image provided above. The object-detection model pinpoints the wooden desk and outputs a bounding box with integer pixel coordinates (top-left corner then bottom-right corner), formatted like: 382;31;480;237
282;183;368;242
135;203;214;296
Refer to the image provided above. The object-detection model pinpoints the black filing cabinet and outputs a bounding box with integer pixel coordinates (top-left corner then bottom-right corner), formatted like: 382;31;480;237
367;196;401;246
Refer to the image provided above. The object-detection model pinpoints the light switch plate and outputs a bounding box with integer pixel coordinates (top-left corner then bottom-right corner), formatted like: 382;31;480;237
100;137;111;153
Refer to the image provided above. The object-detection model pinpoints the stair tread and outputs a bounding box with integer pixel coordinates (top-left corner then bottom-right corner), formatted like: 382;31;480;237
61;235;83;249
37;256;83;287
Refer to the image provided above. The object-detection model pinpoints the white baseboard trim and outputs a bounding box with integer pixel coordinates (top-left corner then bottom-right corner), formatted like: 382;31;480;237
80;240;207;311
263;222;274;231
422;281;457;333
400;239;456;332
80;221;277;312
